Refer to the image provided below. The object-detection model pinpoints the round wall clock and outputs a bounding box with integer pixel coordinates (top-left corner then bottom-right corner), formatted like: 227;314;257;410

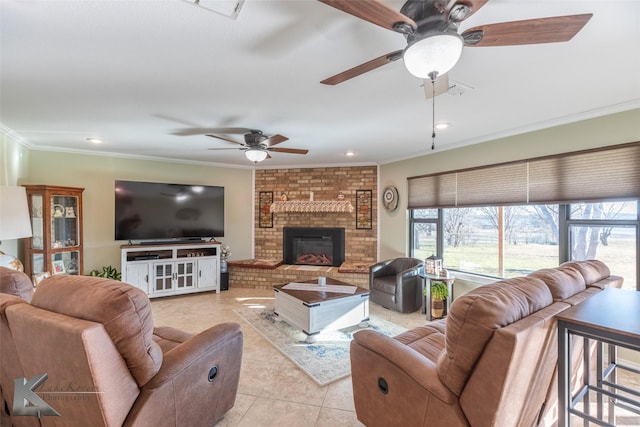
382;186;399;211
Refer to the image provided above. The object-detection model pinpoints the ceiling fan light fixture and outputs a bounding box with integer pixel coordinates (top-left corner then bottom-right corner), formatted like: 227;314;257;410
403;33;464;79
245;148;267;163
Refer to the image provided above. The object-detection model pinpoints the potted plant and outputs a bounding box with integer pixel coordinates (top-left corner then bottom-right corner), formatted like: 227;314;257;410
89;265;122;281
430;280;449;319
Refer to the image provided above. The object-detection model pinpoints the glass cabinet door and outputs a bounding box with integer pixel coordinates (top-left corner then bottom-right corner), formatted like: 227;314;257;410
50;195;79;249
30;194;44;250
52;251;80;275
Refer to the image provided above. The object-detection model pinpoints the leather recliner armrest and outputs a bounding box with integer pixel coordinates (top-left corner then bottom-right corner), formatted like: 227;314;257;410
126;322;243;427
144;322;242;387
352;329;455;404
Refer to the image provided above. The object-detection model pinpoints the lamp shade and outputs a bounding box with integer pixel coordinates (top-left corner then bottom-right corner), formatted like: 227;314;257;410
403;33;464;79
245;149;268;163
0;186;32;241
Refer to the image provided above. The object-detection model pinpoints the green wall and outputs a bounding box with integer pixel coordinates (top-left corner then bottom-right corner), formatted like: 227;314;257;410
378;108;640;260
21;151;253;274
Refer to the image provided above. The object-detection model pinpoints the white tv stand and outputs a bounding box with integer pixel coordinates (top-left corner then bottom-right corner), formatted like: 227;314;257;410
120;242;221;298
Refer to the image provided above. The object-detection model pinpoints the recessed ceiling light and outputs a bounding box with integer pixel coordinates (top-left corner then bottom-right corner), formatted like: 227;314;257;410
86;138;103;144
345;151;356;157
435;123;450;130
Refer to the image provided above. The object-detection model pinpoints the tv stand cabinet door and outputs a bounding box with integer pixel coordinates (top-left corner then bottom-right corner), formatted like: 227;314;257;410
197;258;219;293
174;260;196;292
152;262;175;295
125;263;150;295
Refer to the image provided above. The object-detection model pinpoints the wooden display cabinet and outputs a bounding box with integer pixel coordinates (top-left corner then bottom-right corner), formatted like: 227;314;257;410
23;185;84;278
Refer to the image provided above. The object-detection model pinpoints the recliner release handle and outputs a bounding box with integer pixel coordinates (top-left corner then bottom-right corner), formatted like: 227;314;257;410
208;365;218;382
377;377;389;394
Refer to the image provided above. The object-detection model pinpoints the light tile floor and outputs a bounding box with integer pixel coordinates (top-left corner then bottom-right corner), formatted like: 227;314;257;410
150;288;426;427
150;288;640;427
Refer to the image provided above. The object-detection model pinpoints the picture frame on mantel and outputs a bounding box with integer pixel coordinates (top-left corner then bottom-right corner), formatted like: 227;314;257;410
259;191;274;228
356;190;372;229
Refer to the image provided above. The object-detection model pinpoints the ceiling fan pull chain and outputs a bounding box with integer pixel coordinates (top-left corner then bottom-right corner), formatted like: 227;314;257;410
429;71;438;150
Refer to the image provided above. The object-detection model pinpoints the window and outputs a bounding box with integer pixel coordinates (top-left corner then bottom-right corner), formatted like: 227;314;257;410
440;205;560;277
567;202;638;290
411;209;438;261
410;201;639;289
408;143;640;289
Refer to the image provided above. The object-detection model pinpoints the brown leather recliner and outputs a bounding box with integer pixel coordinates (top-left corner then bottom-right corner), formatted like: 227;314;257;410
352;260;623;427
0;274;243;427
0;267;39;427
369;258;424;313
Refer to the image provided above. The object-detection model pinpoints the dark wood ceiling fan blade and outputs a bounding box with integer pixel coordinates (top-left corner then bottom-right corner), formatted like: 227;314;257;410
173;127;252;136
263;134;289;147
203;127;253;134
462;14;593;47
207;147;243;151
319;0;416;32
205;134;245;145
269;147;309;155
172;128;218;136
321;50;403;85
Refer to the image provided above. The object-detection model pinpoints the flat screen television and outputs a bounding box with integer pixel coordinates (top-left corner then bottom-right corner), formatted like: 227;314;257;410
114;180;224;242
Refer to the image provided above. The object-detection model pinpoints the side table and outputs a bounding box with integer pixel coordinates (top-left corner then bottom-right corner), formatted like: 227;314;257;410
557;288;640;427
421;274;455;321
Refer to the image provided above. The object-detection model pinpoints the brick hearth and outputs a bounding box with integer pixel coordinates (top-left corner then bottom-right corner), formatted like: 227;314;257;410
228;260;370;289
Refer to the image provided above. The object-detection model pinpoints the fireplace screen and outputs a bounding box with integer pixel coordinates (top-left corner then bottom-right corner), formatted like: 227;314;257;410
283;227;345;267
292;237;333;265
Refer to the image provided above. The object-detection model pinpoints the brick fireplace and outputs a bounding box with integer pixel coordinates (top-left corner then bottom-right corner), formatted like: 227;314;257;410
229;166;378;289
254;166;377;265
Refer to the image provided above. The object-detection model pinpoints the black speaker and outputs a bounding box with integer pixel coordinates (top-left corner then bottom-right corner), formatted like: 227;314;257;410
220;272;229;291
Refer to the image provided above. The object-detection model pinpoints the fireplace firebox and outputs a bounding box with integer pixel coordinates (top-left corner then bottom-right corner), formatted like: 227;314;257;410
283;227;345;267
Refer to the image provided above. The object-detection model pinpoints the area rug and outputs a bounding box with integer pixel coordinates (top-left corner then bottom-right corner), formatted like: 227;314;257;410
234;306;407;386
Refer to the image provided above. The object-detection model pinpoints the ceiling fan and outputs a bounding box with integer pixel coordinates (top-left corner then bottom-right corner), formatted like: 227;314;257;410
205;128;309;163
318;0;593;85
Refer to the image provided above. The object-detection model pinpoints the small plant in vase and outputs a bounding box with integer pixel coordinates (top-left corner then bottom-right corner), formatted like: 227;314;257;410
430;280;449;319
220;245;231;273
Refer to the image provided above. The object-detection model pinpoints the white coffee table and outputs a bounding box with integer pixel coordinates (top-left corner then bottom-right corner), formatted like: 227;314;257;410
273;278;370;343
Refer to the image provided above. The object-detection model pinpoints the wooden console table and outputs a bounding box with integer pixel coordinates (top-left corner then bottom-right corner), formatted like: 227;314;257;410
557;288;640;426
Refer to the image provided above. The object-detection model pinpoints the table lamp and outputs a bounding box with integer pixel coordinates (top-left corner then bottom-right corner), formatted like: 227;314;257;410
0;186;33;271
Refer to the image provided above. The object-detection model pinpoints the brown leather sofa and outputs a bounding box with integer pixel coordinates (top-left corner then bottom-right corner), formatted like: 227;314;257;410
0;267;38;427
351;260;623;427
369;258;424;313
0;271;243;427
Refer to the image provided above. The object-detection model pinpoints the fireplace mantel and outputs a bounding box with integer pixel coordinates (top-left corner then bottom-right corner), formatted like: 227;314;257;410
270;200;354;213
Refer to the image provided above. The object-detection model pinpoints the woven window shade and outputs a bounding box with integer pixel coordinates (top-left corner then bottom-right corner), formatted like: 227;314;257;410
408;142;640;209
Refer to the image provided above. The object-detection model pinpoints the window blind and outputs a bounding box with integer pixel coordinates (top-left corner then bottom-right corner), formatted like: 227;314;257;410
408;141;640;209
